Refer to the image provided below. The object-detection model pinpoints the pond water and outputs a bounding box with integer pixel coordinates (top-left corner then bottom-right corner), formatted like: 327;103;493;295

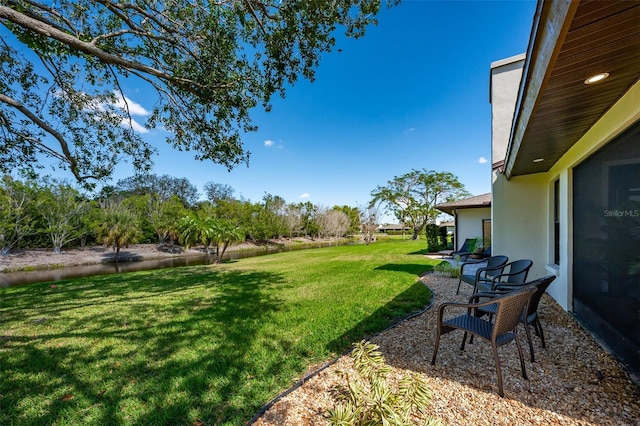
0;241;350;287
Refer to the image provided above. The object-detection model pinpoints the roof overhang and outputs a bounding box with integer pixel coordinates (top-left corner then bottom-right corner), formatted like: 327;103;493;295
435;193;491;216
505;0;640;178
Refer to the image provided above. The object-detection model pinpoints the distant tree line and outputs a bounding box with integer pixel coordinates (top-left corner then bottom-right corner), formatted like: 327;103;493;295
1;168;470;257
0;173;363;259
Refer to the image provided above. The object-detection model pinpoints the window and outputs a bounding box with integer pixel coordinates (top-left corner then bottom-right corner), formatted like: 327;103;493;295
553;179;560;265
482;219;491;249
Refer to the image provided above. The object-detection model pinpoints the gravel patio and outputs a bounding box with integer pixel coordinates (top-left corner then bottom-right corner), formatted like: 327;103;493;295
254;272;640;425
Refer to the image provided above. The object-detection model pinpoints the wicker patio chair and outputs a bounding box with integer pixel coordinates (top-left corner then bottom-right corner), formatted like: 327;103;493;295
474;275;557;362
431;286;536;397
456;255;509;294
474;259;533;294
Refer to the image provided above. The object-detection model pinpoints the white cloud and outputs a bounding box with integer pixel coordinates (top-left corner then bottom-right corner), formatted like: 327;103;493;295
478;156;488;164
299;193;310;199
264;139;285;149
114;93;150;116
122;118;149;134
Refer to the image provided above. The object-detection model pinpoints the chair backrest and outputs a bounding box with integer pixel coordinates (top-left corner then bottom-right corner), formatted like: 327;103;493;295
458;238;475;252
492;286;536;341
504;259;533;284
523;275;556;317
486;255;509;269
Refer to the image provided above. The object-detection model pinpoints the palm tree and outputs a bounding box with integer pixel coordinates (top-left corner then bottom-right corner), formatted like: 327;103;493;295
211;219;245;262
178;214;217;255
95;205;142;261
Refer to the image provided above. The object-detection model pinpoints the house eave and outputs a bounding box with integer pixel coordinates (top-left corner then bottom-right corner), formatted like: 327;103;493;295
504;0;578;179
504;0;640;179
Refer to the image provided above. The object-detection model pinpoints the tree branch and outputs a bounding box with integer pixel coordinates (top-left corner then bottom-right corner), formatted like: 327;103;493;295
0;5;212;94
0;92;86;179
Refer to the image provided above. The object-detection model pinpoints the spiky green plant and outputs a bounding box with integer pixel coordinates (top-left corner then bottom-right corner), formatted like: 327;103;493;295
433;259;460;278
95;204;141;260
328;340;440;426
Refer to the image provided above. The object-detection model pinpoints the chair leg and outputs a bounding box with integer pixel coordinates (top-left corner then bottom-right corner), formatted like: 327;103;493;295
523;321;535;363
431;332;441;365
515;335;528;380
535;319;546;349
460;331;468;351
456;278;462;295
491;344;504;398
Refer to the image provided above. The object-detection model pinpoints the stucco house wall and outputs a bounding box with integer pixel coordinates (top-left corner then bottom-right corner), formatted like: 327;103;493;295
491;170;554;298
490;54;525;165
456;207;490;248
491;67;640;312
489;0;640;374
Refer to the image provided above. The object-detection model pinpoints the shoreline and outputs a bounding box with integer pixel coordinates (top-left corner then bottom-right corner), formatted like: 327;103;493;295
0;238;348;273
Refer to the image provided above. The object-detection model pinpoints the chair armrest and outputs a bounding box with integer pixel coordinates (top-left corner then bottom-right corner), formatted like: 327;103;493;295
490;271;523;288
473;265;495;281
481;264;508;274
468;290;509;303
494;282;528;291
438;297;507;318
460;259;487;274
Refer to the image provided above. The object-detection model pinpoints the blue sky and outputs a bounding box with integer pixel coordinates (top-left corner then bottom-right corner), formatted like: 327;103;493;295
59;1;537;212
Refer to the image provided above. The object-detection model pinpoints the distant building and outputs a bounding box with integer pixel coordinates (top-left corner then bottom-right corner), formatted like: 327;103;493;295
436;193;491;252
439;220;454;235
378;224;410;234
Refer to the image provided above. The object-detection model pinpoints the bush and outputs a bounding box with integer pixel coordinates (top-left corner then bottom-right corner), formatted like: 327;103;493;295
433;260;460;278
425;224;441;252
438;226;448;250
328;340;440;426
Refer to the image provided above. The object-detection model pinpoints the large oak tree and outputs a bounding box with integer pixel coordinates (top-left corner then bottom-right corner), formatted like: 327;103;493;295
0;0;393;188
370;169;471;240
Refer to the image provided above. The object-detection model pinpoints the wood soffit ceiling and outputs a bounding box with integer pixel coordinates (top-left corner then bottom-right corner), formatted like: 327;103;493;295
507;0;640;178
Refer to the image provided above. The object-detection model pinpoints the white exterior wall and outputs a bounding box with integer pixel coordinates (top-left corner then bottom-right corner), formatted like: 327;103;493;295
490;54;525;165
491;171;550;284
455;208;491;247
492;78;640;312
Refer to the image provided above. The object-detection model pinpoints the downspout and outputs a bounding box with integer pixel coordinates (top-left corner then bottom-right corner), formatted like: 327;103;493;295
452;209;458;250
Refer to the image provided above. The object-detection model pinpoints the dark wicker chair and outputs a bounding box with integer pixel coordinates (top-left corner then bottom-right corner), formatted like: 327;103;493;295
431;286;536;397
474;275;557;362
474;259;533;294
456;255;509;295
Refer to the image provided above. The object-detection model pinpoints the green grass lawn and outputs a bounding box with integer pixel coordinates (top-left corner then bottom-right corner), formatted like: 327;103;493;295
0;239;438;425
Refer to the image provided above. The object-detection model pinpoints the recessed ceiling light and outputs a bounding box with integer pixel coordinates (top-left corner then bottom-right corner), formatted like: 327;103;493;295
533;158;544;163
585;72;609;84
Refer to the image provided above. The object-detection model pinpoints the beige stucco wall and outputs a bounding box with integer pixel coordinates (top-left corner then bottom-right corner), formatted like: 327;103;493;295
491;171;549;278
490;54;525;165
455;207;491;248
492;78;640;311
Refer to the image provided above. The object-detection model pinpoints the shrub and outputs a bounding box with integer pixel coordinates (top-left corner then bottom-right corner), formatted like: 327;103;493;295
433;260;460;278
425;224;441;252
328;340;440;426
438;226;448;250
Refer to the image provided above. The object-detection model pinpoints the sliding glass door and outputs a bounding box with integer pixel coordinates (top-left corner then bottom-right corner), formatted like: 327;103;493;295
573;122;640;373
